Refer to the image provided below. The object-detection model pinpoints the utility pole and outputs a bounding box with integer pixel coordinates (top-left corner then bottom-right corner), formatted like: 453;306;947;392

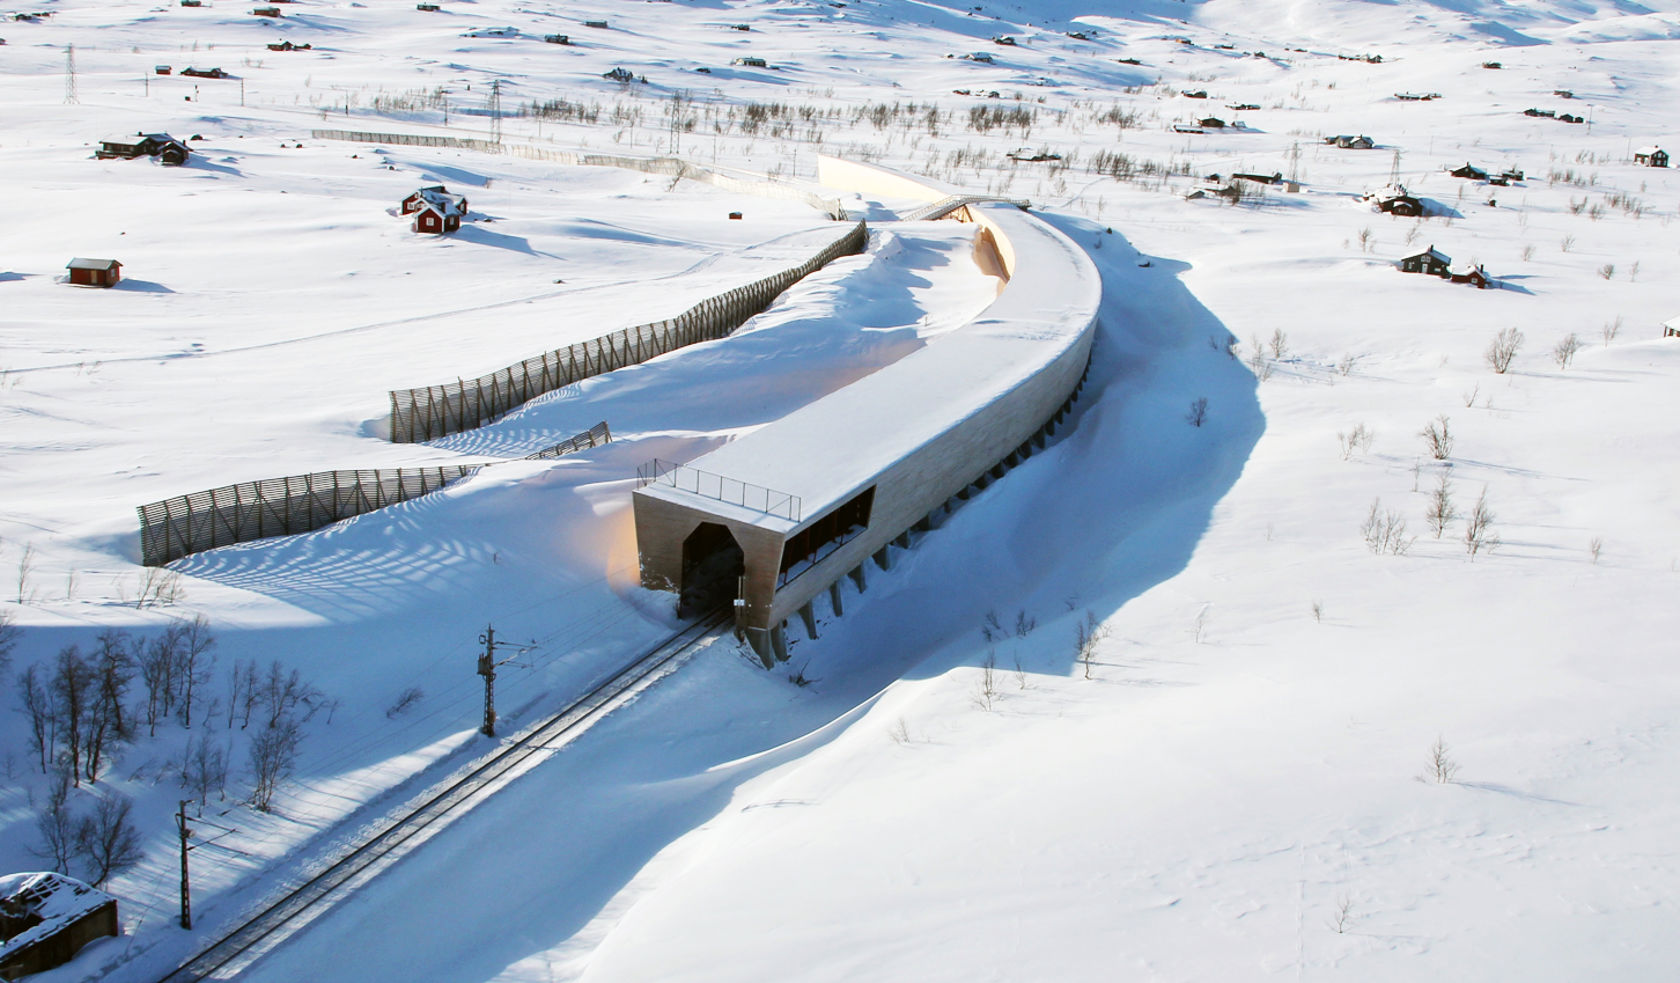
176;800;192;929
477;623;534;737
489;78;503;144
478;625;497;737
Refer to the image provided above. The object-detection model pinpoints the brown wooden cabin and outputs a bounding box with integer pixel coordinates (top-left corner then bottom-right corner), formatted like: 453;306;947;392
0;872;120;979
1449;263;1491;289
97;132;189;165
65;258;122;287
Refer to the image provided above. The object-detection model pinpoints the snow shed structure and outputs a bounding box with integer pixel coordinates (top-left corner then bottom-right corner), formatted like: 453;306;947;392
633;155;1100;666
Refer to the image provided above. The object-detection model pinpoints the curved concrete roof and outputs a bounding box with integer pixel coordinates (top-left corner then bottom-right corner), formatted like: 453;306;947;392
637;157;1101;532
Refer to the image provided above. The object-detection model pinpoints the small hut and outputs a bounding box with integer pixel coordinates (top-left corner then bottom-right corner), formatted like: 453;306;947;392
1449;263;1491;289
0;872;120;979
1633;146;1669;168
65;258;122;287
412;193;466;234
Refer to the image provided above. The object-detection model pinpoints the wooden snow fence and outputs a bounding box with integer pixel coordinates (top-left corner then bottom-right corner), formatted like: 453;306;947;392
387;220;867;442
138;422;612;566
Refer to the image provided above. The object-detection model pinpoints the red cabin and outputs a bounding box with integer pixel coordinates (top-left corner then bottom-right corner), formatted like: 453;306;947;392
65;258;122;287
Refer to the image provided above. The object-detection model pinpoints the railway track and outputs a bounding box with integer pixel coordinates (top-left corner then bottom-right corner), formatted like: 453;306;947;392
155;608;733;983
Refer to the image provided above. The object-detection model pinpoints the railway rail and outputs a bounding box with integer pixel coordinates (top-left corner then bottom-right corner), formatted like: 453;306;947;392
155;608;733;982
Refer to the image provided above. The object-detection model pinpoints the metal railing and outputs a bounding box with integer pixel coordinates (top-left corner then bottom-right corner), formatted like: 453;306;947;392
636;459;801;522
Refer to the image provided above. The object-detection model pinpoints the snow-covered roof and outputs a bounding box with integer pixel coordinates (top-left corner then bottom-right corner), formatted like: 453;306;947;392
1404;246;1449;263
0;872;115;956
1635;145;1664;155
638;160;1100;528
66;257;121;271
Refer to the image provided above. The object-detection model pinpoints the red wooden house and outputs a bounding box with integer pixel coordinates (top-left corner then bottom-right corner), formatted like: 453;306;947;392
65;258;122;287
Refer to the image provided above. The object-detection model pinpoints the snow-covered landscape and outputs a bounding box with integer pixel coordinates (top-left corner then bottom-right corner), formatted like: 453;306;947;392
2;0;1678;979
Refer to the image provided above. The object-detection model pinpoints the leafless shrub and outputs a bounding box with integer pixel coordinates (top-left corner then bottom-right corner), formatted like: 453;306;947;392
1426;735;1460;783
1356;227;1373;252
1311;600;1324;623
1485;327;1524;373
1588;536;1603;565
0;609;16;678
31;768;78;873
889;717;911;745
1520;244;1535;261
1186;396;1209;427
980;610;1004;643
76;793;143;888
385;686;424;718
1461;383;1480;408
1329;894;1355;934
249;717;302;812
135;568;186;609
1464;487;1498;560
1361;499;1415;555
1419;415;1453;460
1553;332;1582;368
1076;610;1110;678
974;651;998;710
1601;316;1621;346
16;543;35;604
1560;234;1575;253
1597;263;1615;280
1269;329;1290;361
1247;340;1273;381
1425;473;1457;537
1337;422;1374;460
180;732;228;811
1189;605;1210;644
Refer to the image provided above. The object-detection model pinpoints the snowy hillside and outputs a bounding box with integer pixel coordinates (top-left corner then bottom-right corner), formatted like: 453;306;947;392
2;0;1678;980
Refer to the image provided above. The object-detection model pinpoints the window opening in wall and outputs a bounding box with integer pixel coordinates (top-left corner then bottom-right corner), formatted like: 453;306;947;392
778;486;875;586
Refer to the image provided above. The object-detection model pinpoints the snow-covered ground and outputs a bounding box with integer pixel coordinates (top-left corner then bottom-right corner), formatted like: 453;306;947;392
3;0;1679;980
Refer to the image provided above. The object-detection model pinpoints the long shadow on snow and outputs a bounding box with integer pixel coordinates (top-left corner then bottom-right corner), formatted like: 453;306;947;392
277;214;1268;981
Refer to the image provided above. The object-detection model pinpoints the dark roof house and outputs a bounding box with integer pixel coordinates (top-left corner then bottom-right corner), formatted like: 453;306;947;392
0;872;120;980
97;132;190;165
1398;246;1451;277
1325;134;1375;149
1446;162;1488;180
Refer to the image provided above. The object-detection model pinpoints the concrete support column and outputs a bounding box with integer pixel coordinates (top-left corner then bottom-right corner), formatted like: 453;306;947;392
873;546;892;571
746;627;774;669
829;580;844;616
799;602;818;640
894;531;911;550
849;564;867;592
771;623;789;663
